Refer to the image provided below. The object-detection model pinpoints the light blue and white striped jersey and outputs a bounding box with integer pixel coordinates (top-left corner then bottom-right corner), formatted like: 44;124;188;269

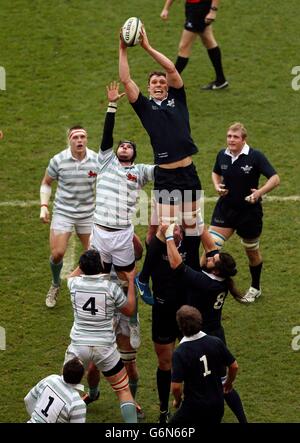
47;147;98;218
94;148;155;229
68;274;127;346
24;374;86;423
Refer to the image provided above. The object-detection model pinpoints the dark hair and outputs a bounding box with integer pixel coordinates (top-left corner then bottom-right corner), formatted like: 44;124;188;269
117;140;137;163
176;305;203;337
63;357;84;384
214;252;237;279
79;249;103;275
148;71;166;84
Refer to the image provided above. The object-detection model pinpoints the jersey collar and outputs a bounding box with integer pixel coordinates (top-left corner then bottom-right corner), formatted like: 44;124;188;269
202;270;225;282
81;273;108;279
67;146;91;163
61;376;85;392
180;330;207;344
150;94;168;106
225;143;250;163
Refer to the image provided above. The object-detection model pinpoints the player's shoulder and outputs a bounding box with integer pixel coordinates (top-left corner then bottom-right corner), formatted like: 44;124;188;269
217;147;227;155
49;147;70;163
86;147;98;159
204;334;225;348
248;146;264;156
135;162;154;171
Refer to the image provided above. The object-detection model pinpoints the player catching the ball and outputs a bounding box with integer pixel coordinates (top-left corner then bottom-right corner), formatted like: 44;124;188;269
119;24;203;302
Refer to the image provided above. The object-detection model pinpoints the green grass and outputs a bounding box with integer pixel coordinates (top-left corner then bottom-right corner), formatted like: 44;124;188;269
0;0;300;423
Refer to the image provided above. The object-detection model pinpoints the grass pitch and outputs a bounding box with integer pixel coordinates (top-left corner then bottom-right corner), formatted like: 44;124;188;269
0;0;299;423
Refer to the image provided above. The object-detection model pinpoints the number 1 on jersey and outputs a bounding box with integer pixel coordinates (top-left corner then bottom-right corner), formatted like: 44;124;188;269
200;355;211;377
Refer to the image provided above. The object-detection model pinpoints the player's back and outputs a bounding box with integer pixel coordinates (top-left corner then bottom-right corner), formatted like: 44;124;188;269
68;274;127;346
28;374;85;423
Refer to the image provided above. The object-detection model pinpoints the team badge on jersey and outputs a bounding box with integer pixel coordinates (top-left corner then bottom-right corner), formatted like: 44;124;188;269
88;170;97;177
167;99;175;108
127;172;138;182
241;165;253;174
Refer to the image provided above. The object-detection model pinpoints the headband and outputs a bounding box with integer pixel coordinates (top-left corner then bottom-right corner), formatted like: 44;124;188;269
68;129;87;141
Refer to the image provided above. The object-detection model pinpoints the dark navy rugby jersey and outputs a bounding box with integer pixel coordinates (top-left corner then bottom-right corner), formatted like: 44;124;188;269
213;147;277;208
172;333;235;407
176;264;228;332
150;235;201;303
131;86;198;164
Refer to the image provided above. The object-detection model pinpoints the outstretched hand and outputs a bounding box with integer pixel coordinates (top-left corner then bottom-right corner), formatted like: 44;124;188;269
139;25;150;50
106;81;125;103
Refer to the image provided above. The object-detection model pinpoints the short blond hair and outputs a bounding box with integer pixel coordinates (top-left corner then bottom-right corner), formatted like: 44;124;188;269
228;122;247;139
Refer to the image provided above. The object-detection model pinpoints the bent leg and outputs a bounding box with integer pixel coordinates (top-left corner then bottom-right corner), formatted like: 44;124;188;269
104;361;137;423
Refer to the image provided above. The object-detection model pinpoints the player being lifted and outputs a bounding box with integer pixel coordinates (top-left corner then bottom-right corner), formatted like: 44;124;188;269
119;24;203;304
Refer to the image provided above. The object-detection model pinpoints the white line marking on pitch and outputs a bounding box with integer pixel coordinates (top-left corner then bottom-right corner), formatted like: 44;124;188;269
1;196;299;277
1;195;300;208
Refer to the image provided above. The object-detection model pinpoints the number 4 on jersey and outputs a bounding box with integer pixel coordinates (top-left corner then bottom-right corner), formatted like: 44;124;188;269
82;297;98;315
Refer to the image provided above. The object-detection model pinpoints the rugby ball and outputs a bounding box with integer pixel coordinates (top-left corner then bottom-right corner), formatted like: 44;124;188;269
121;17;142;47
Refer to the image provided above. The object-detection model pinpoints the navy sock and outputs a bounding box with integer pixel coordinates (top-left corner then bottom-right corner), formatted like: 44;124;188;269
249;262;263;290
207;46;226;84
224;389;247;423
157;368;171;412
175;56;189;73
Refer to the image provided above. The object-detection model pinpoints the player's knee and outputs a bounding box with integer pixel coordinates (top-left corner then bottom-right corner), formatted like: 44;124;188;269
51;250;64;262
124;361;138;380
208;229;226;249
240;238;260;251
120;349;137;365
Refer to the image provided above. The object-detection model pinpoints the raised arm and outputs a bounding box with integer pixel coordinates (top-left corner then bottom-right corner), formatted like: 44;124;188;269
139;26;183;89
119;268;137;317
119;38;140;103
160;224;183;270
100;81;125;152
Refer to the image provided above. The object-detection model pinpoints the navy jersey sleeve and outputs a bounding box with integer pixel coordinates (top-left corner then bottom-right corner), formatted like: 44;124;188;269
213;150;225;175
168;85;187;105
214;336;236;367
254;149;277;178
100;112;115;152
130;92;150;120
171;348;185;383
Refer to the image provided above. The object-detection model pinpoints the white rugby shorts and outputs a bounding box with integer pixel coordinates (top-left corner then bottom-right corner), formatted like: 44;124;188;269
64;343;120;373
50;213;93;235
90;224;135;267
